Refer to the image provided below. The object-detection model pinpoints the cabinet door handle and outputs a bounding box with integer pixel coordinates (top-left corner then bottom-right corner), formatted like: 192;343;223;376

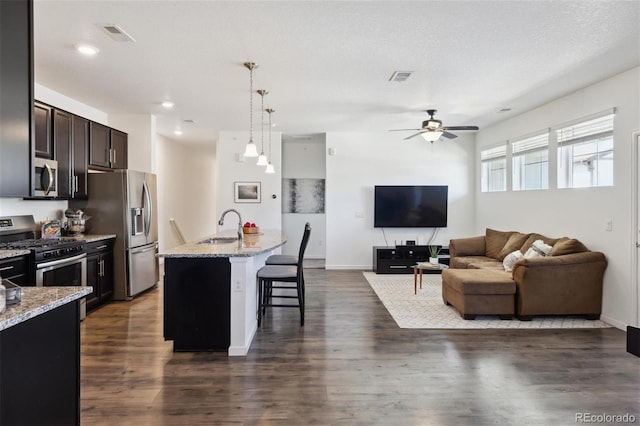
113;149;116;164
95;245;108;250
74;175;79;194
99;259;104;277
0;265;15;272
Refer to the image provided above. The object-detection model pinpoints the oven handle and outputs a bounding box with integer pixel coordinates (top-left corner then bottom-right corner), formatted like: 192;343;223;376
36;253;87;269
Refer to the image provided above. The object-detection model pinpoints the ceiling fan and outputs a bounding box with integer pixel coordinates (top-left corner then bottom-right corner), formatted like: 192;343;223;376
391;109;479;142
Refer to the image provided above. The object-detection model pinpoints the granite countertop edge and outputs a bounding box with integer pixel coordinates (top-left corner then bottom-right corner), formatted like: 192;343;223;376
0;287;92;332
63;234;117;243
0;249;31;260
159;230;287;258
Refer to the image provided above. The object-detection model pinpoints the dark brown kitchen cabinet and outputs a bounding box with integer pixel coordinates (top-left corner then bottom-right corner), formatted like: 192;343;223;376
86;239;114;312
0;255;29;286
89;123;128;170
110;129;128;169
57;112;89;199
0;0;33;197
34;102;54;159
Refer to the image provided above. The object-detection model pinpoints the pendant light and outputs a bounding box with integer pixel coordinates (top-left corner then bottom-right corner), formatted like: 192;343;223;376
256;89;268;166
265;108;275;174
243;62;258;157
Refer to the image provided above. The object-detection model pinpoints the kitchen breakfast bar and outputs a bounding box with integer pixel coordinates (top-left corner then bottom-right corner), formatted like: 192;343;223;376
159;230;286;356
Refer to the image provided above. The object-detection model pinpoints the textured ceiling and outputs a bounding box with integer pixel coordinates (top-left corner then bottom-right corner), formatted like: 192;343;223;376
34;1;640;144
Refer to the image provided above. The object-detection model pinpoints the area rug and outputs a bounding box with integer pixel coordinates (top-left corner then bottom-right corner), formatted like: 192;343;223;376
362;272;612;329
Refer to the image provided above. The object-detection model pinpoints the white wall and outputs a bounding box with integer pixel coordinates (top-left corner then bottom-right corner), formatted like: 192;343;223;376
216;131;282;233
325;132;477;269
475;67;640;329
157;135;217;251
0;84;109;222
282;135;326;259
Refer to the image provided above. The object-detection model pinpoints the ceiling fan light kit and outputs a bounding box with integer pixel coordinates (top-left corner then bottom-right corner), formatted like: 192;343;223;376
391;109;479;144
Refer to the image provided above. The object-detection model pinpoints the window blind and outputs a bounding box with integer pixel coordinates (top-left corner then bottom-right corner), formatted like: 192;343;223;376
557;114;614;146
512;133;549;155
480;144;506;161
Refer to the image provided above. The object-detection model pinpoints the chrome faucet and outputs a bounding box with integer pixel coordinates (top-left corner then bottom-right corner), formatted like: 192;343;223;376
218;209;243;244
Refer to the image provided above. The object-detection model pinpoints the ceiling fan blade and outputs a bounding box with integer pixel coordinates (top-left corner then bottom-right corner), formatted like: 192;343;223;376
403;131;426;140
445;126;479;131
388;129;421;132
442;131;458;139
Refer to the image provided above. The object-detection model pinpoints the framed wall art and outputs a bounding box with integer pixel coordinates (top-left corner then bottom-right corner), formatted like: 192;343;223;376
234;181;261;203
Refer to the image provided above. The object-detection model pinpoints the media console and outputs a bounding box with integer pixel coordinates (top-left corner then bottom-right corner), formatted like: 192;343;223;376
373;245;449;274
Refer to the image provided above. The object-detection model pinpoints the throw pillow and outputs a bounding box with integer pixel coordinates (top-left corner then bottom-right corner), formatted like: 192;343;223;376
523;247;543;259
531;239;553;256
485;228;515;259
552;238;589;256
502;250;523;272
497;232;529;261
520;233;561;253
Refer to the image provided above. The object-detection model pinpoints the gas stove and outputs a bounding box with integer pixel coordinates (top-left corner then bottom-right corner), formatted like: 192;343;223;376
0;215;86;262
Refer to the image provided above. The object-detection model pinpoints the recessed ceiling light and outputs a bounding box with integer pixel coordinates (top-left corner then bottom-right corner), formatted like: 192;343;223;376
76;44;99;56
174;129;183;136
162;101;175;109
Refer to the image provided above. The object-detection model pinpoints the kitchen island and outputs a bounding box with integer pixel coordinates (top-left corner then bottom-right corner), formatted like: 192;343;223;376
0;286;91;425
159;230;287;356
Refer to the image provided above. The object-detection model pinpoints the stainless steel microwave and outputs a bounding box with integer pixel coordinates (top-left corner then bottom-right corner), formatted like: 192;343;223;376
34;157;58;197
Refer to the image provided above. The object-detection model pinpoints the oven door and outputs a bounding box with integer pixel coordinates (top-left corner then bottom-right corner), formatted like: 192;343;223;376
35;253;87;318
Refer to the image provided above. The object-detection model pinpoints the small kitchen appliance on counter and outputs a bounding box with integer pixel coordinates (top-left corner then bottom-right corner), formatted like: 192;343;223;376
63;209;91;235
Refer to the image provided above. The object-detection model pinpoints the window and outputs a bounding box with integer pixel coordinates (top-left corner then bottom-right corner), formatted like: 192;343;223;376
512;132;549;191
557;113;614;188
481;144;507;192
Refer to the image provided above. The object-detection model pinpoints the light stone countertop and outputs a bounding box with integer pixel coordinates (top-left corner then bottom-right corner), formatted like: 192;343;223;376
0;286;92;331
159;229;287;258
0;249;31;260
63;234;116;243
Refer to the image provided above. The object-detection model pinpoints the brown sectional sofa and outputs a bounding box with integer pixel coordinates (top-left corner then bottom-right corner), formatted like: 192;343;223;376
444;228;607;320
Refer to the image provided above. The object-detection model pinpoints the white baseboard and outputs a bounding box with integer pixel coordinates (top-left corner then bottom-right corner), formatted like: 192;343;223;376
599;314;626;331
325;265;370;270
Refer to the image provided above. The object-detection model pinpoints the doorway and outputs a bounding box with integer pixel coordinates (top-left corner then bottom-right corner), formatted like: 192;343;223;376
281;134;327;265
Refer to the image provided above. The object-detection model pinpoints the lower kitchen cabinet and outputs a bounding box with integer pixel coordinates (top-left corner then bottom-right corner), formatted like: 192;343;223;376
86;239;114;312
0;254;30;286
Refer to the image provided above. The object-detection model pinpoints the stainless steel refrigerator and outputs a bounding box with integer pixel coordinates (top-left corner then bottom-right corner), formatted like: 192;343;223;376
76;170;159;300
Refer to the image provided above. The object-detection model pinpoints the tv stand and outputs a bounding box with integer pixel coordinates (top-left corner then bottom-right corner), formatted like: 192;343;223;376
373;245;449;274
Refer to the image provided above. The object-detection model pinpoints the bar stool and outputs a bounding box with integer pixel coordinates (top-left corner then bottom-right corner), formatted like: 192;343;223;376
264;222;310;266
257;223;311;327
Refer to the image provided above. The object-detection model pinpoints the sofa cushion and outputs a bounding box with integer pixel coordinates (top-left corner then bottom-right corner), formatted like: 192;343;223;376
497;232;529;260
468;261;505;271
485;228;515;259
520;233;561;253
552;238;589;256
451;255;496;269
443;269;516;295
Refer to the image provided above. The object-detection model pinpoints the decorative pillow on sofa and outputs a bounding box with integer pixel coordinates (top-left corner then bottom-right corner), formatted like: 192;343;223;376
485;228;515;259
552;238;589;256
497;232;529;261
520;233;561;253
502;250;523;272
523;239;553;259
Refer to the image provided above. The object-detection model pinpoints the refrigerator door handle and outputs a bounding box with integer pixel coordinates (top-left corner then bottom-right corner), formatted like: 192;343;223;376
143;181;152;237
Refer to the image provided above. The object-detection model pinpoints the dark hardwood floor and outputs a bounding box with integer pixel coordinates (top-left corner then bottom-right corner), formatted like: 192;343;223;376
80;269;640;425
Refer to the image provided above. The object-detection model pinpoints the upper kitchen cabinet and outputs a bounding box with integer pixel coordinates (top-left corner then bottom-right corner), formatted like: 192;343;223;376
34;102;54;159
0;0;33;197
89;122;128;170
57;110;90;199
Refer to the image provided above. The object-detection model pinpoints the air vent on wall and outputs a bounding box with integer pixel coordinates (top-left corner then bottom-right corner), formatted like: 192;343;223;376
389;71;413;82
99;24;136;42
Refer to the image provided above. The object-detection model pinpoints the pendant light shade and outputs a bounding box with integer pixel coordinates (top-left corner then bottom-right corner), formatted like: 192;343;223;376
256;89;268;166
243;62;258;157
265;163;275;174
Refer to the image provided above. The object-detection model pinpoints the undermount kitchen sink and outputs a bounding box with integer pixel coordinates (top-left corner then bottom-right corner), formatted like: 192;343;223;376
198;237;238;244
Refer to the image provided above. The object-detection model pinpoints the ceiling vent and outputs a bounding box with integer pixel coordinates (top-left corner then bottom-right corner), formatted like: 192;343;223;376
389;71;413;82
99;24;136;42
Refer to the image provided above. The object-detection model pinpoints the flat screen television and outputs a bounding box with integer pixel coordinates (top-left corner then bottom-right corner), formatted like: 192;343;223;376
374;185;448;228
